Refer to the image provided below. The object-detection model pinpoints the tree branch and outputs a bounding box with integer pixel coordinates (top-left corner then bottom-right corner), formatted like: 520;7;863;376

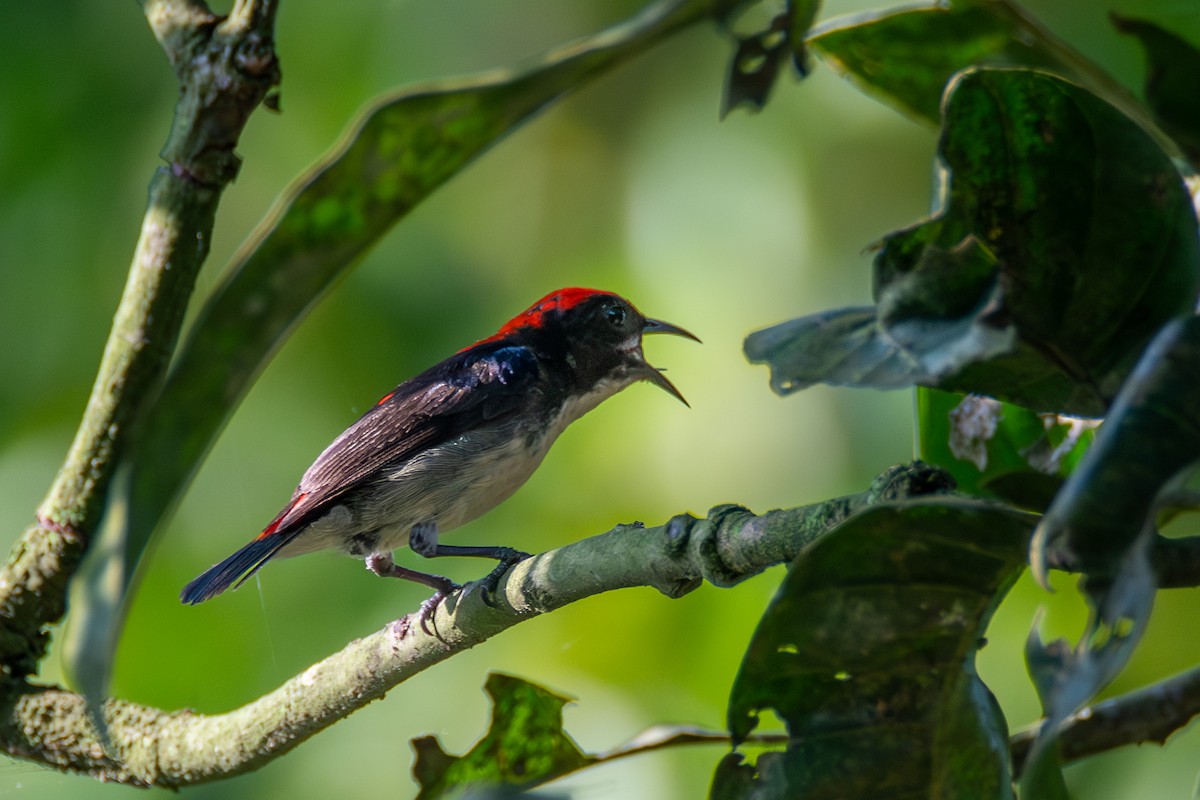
1010;664;1200;775
0;463;953;787
0;0;280;677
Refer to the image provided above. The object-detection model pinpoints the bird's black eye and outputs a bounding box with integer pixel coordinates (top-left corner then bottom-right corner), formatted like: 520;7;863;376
604;303;627;327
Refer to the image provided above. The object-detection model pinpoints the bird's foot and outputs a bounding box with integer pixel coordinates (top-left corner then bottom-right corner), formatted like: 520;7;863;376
366;552;461;636
476;550;530;608
416;583;459;637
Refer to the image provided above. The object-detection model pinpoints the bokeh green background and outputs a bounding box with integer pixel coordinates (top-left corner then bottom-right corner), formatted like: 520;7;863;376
1;2;1198;797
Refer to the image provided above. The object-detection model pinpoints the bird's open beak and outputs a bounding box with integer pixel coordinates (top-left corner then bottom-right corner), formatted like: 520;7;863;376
639;317;701;407
643;318;701;343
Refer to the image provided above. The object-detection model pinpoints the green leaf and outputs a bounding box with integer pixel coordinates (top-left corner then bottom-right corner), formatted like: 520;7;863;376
411;674;768;798
414;673;590;799
717;498;1034;799
1113;14;1200;165
917;388;1097;508
64;0;751;717
810;0;1074;123
745;68;1200;416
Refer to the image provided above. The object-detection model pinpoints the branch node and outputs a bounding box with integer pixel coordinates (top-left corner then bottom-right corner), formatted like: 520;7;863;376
868;460;956;502
664;512;700;553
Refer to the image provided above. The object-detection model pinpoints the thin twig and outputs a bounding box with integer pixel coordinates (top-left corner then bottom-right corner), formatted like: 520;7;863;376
1011;665;1200;775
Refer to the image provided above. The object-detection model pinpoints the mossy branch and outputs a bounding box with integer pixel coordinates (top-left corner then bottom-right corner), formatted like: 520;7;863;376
0;0;279;677
2;462;1195;788
0;464;949;787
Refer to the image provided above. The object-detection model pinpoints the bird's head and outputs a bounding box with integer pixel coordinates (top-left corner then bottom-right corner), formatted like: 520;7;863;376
497;288;700;404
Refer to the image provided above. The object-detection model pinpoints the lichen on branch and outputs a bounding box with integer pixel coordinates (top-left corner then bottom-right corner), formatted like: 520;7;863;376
0;0;279;678
0;465;950;787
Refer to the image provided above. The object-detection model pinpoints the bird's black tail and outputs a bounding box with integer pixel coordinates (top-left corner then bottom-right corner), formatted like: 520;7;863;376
180;534;294;604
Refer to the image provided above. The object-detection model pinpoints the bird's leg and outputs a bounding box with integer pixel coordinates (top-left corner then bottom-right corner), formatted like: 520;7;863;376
365;551;458;635
408;521;531;564
409;521;530;608
365;550;457;592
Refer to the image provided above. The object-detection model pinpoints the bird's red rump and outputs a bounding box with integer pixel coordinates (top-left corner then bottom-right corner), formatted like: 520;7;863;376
258;492;308;538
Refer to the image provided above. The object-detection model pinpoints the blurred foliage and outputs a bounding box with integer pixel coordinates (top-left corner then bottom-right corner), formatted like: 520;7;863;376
3;0;1200;799
810;0;1076;122
1114;13;1200;163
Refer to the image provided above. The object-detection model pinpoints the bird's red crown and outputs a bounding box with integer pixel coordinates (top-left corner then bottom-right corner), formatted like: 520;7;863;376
465;288;616;351
495;288;615;336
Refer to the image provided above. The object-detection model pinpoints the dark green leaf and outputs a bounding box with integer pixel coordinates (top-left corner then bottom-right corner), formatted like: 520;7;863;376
1019;546;1152;800
746;68;1200;416
720;498;1034;799
810;0;1074;123
65;0;752;717
414;673;590;799
1017;318;1200;791
1113;14;1200;164
1015;734;1070;800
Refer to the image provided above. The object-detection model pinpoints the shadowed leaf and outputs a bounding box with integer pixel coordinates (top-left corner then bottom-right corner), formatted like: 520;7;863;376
1016;317;1200;785
1032;316;1200;580
714;498;1034;799
1113;14;1200;164
746;68;1200;416
810;0;1073;123
1020;317;1200;790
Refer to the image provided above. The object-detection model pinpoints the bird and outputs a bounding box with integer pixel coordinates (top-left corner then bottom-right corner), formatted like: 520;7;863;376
180;287;699;611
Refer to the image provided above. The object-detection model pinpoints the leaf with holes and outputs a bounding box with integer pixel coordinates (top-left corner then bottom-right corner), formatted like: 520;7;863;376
1020;317;1200;791
721;0;821;116
714;498;1034;799
413;673;590;799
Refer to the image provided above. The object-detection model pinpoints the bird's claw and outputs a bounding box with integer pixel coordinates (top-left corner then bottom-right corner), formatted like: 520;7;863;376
477;552;530;608
416;581;461;637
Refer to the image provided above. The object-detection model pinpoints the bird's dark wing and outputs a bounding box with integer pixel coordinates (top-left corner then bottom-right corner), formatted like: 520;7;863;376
260;343;541;535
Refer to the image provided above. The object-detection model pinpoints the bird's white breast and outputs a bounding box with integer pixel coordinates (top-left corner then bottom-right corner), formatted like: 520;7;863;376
281;371;638;558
